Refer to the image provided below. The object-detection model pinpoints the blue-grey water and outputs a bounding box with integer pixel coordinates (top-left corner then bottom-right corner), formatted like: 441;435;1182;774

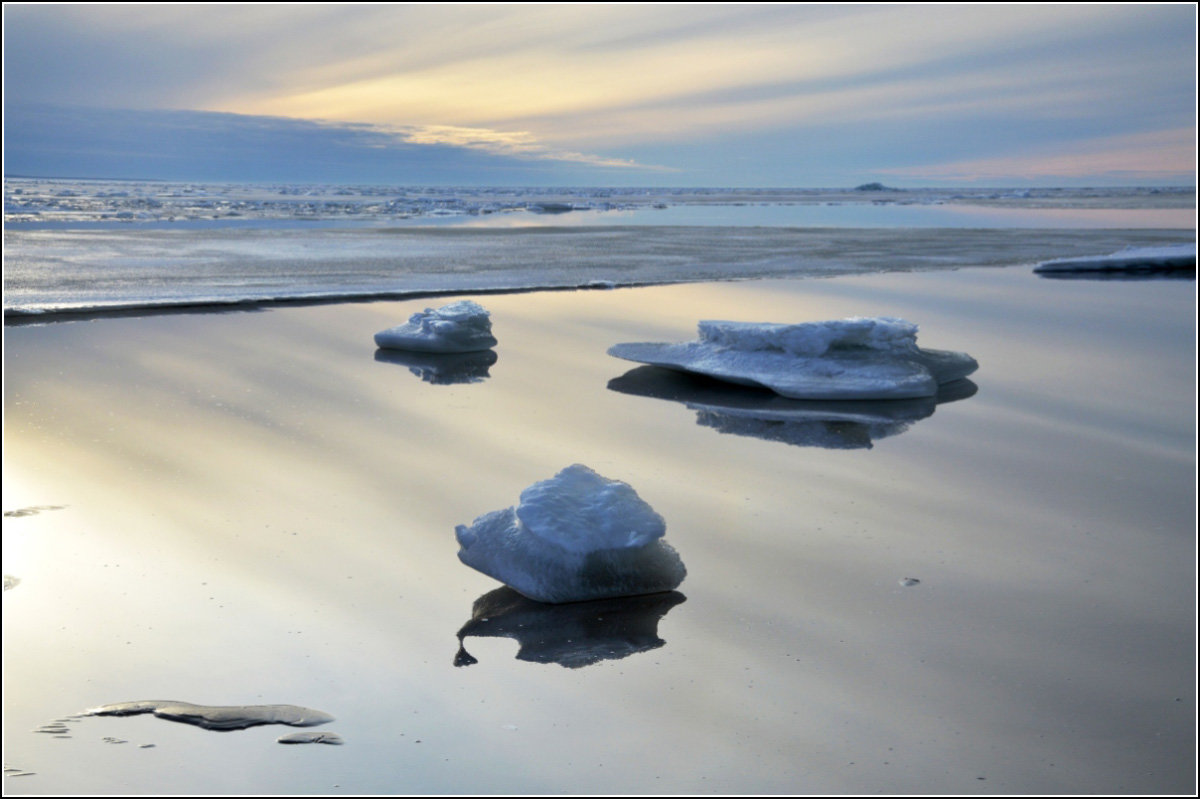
3;264;1194;794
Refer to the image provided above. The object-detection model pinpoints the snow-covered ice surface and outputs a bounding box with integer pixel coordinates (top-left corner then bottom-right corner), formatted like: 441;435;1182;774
5;179;1192;227
1033;242;1196;272
609;317;978;400
374;300;497;353
455;464;686;603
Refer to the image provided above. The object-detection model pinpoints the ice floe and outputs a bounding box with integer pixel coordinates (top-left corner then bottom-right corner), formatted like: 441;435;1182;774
454;464;686;604
1033;243;1195;273
608;365;977;449
608;317;977;401
374;300;497;353
455;586;686;668
82;700;334;731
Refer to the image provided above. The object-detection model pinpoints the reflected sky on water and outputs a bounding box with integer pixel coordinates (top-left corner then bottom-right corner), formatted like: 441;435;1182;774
3;266;1194;794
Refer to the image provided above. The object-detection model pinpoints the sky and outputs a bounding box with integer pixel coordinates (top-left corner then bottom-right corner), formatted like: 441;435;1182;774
2;4;1196;187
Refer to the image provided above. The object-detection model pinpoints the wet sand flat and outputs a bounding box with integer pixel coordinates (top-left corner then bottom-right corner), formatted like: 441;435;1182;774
3;266;1195;794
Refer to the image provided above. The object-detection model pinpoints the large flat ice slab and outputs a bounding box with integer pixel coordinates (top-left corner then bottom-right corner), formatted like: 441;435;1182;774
455;464;686;604
609;317;977;400
374;300;497;353
1034;243;1195;273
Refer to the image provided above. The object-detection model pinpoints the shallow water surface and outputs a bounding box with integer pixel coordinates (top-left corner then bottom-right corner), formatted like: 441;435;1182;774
3;266;1195;794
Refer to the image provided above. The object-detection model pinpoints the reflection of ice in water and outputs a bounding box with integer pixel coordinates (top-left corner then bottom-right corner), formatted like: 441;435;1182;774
374;348;497;384
455;587;686;669
608;366;977;450
81;700;334;731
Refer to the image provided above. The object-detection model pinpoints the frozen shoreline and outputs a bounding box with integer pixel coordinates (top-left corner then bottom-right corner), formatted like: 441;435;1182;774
4;225;1192;322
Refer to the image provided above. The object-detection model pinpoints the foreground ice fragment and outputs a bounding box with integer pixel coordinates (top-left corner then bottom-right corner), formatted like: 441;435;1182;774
455;464;686;604
1034;243;1195;273
278;731;344;745
82;700;334;731
374;300;498;353
608;317;977;400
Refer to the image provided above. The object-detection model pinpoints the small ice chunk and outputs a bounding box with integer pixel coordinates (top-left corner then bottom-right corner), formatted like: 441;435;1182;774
277;731;344;745
608;317;977;400
374;300;497;353
1034;243;1195;273
455;464;686;604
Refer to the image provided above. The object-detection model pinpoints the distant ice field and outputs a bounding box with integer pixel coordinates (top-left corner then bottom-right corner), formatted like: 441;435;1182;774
3;179;1194;318
5;178;1194;229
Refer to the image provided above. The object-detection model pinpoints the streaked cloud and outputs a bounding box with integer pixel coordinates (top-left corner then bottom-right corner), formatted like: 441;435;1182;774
3;4;1194;185
385;124;667;169
879;128;1198;183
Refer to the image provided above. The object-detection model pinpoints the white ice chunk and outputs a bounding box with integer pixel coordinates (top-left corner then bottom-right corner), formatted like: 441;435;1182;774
1034;243;1195;272
374;300;497;353
455;464;686;604
698;316;919;357
608;317;977;401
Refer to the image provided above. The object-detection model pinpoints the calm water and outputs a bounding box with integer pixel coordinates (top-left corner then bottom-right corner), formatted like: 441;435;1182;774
3;265;1194;793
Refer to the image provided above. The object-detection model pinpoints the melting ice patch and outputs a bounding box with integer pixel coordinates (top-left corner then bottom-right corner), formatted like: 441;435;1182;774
608;317;977;401
81;701;334;731
455;464;686;604
1034;243;1195;273
374;300;498;353
277;731;344;745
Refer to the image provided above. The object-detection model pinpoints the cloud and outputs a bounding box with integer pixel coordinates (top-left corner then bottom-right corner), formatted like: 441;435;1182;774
381;124;668;170
1;104;667;184
878;128;1197;183
4;5;1194;185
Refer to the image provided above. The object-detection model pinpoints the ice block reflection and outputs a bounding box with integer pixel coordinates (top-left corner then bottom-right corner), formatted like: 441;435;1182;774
454;587;686;669
608;365;977;450
373;348;497;384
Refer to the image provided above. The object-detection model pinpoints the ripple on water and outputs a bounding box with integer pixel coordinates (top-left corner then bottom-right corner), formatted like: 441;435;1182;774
3;505;67;518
